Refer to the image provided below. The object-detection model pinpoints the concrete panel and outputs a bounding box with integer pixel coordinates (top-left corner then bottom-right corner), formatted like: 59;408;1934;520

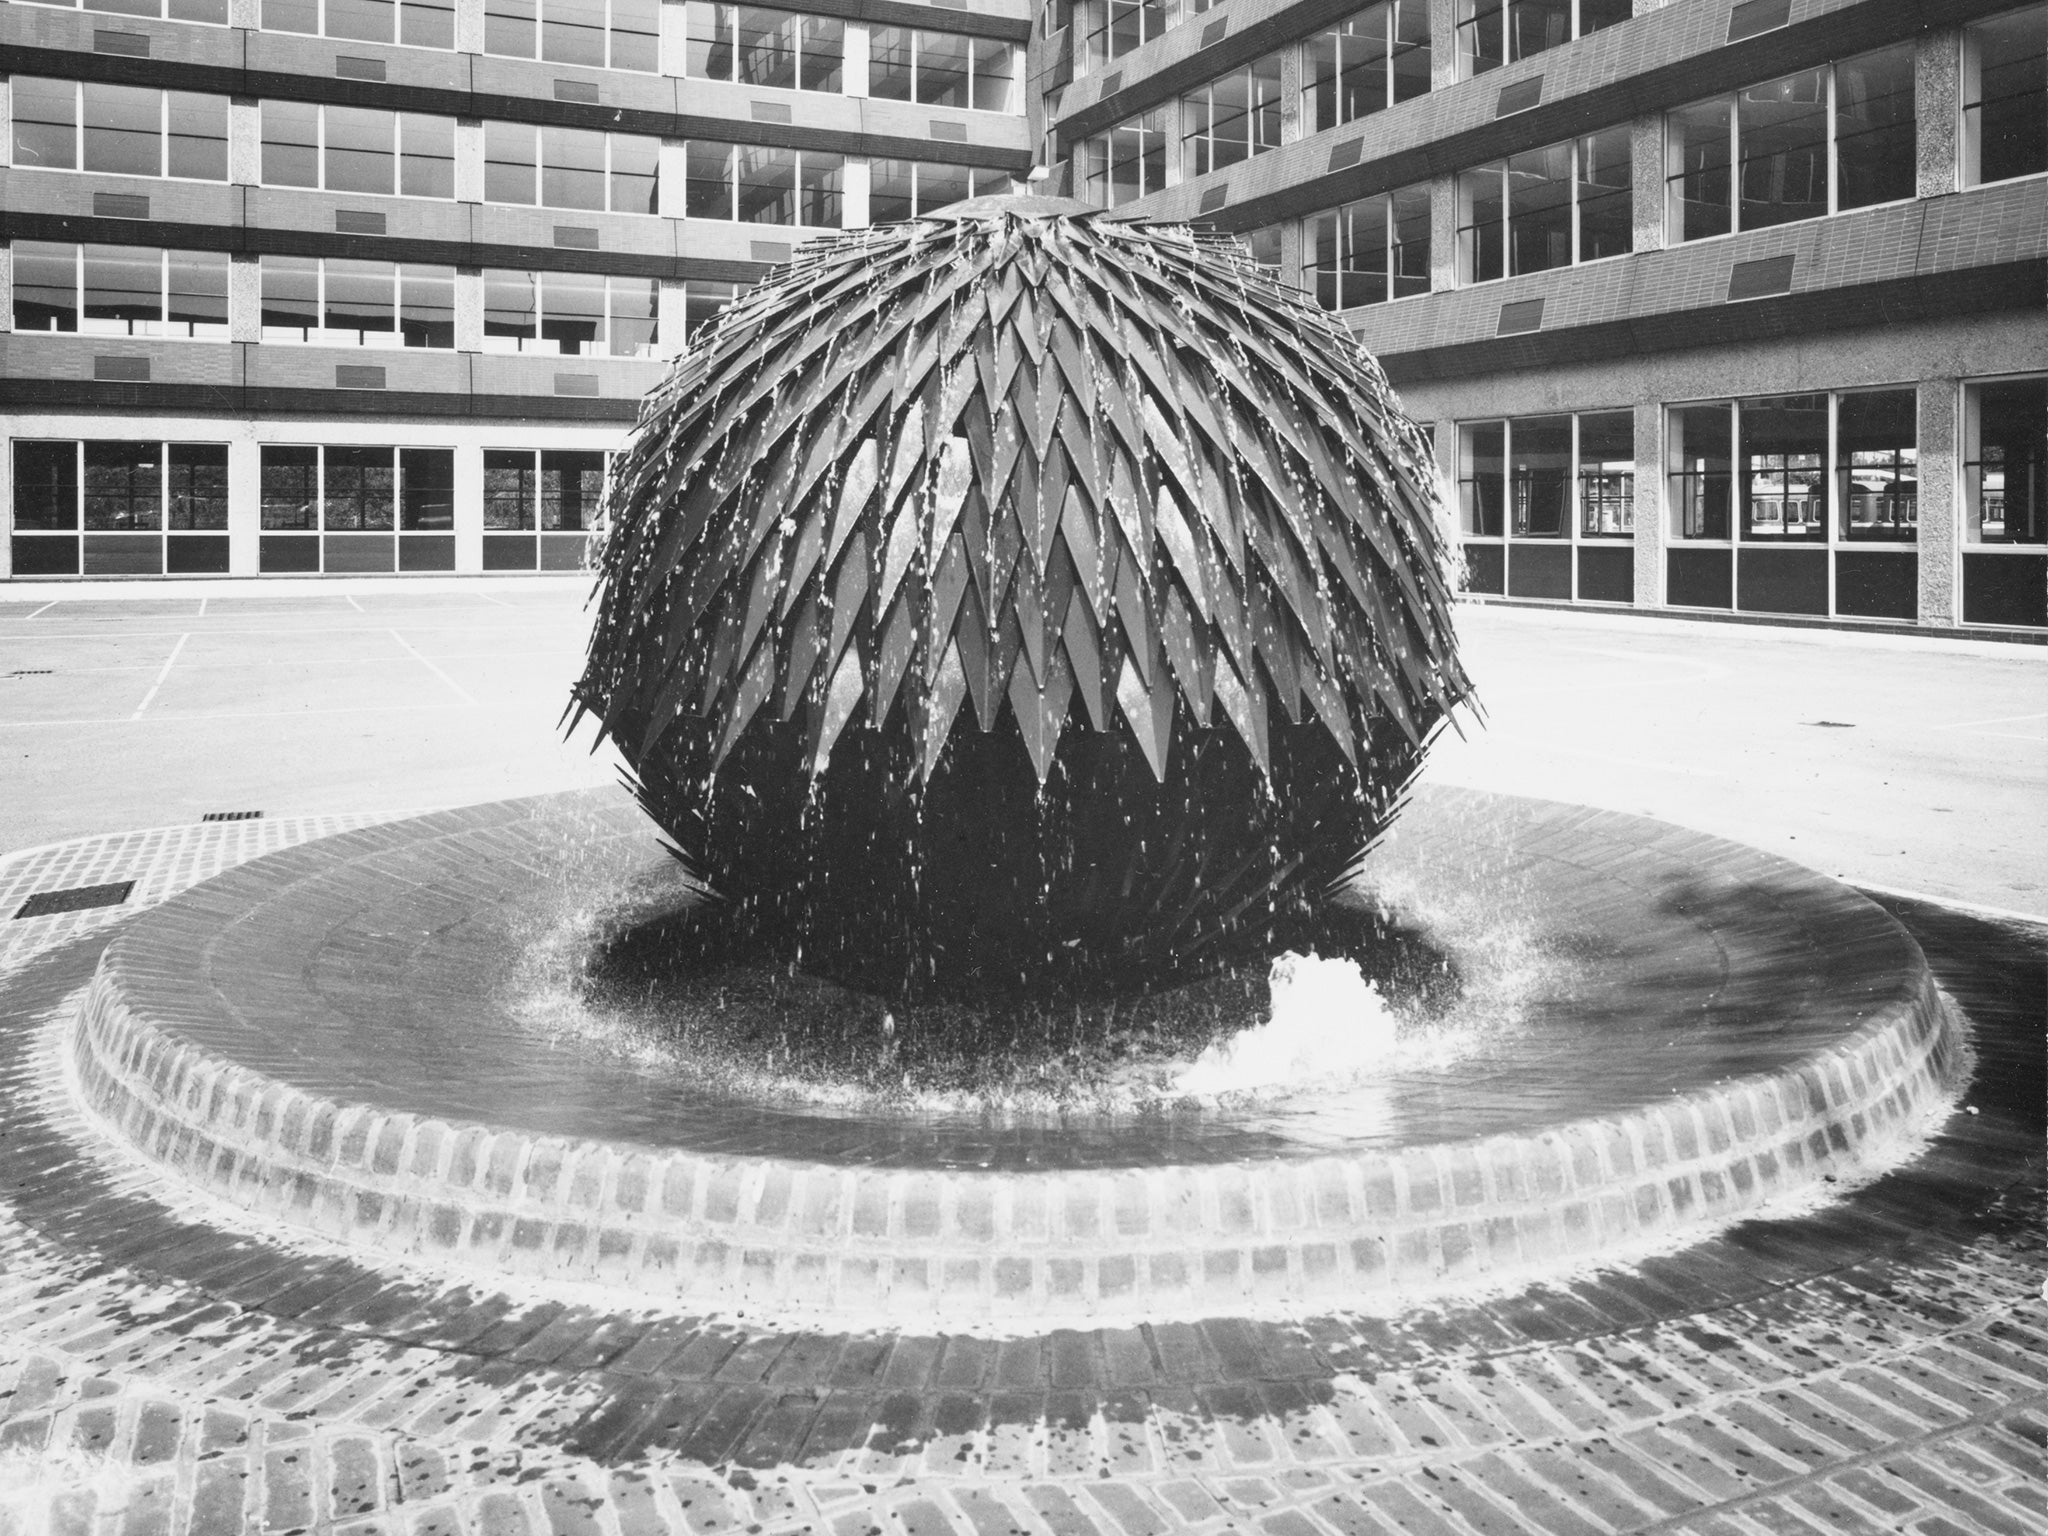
244;33;471;94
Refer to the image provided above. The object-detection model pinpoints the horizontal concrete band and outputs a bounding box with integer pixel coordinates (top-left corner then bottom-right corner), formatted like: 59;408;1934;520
65;795;1966;1328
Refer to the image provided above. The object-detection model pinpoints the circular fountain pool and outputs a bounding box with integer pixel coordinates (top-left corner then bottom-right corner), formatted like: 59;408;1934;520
65;786;1963;1328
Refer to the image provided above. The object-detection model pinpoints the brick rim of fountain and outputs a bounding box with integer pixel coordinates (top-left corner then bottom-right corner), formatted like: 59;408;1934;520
62;791;1966;1330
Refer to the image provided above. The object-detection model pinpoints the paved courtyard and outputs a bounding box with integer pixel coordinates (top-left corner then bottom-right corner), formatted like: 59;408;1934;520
0;583;2041;1535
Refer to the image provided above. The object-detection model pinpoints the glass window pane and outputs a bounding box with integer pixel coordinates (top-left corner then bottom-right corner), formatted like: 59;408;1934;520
1459;0;1504;76
609;275;659;357
918;31;972;109
169;443;229;531
609;133;659;214
686;139;736;218
1459;420;1505;537
683;280;740;341
325;259;396;338
259;255;321;335
1507;0;1571;64
484;269;539;348
263;99;321;187
1576;126;1632;261
1458;164;1504;282
1391;184;1431;298
1577;411;1635;538
325;445;396;531
260;444;319;530
1506;142;1572;275
400;113;456;198
485;0;537;57
1670;403;1732;540
84;441;162;532
542;270;606;355
800;15;844;92
543;0;608;66
612;0;660;70
1835;43;1916;211
400;448;455;531
542;450;606;531
1967;379;2047;544
263;0;319;34
167;92;228;180
13;243;79;333
484;448;537;529
1508;416;1570;538
14;442;81;532
168;249;230;335
325;106;397;195
484;121;537;204
870;157;915;224
1667;97;1731;242
1737;69;1827;231
687;1;735;79
83;83;162;177
83;245;161;331
917;160;969;215
402;0;456;49
736;143;796;223
870;25;914;100
799;151;843;227
399;264;456;348
1838;389;1917;541
327;0;395;43
12;78;79;172
1969;9;2048;185
1739;394;1828;541
541;126;607;209
1392;0;1431;103
737;6;798;89
972;40;1017;113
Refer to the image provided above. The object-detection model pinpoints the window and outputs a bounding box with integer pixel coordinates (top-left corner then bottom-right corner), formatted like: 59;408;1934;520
681;280;750;341
1181;53;1283;177
483;449;606;569
481;271;658;357
485;0;659;72
482;123;659;213
11;79;229;181
1667;44;1915;241
259;257;455;347
1309;2;1431;133
1080;108;1169;207
868;162;1015;222
20;0;228;22
261;104;455;198
870;26;1020;112
1965;378;2046;545
685;6;844;91
1243;227;1284;273
11;439;230;578
1459;128;1630;282
261;0;454;49
258;445;457;571
683;142;845;225
11;244;230;340
1075;0;1217;69
1964;7;2048;186
1457;0;1630;79
1576;412;1634;539
1304;185;1431;309
1457;412;1636;602
1838;391;1918;542
1669;393;1916;544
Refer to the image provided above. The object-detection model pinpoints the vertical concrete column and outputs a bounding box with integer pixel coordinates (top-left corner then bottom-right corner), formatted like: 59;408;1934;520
656;280;689;359
1428;172;1458;293
1632;397;1664;608
1279;41;1305;147
454;120;485;204
228;256;261;342
842;157;871;227
1916;380;1960;626
1429;0;1460;92
453;443;484;573
454;0;487;56
844;25;871;98
660;0;690;78
0;79;12;161
1630;114;1665;254
453;268;484;353
226;436;261;575
1277;219;1303;285
229;100;262;185
227;0;258;25
1916;30;1962;199
0;246;13;334
656;139;689;218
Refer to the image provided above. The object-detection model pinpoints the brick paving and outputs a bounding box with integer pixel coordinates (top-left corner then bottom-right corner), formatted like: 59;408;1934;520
0;822;2041;1534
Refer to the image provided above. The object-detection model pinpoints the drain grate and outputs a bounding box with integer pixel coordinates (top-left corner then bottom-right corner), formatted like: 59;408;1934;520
7;670;53;677
201;810;264;822
15;880;136;920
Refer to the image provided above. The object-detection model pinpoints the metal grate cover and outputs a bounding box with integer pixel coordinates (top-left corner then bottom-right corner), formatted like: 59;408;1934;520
201;810;264;821
15;881;135;920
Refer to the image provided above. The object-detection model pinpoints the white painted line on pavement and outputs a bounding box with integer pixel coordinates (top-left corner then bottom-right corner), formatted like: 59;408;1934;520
130;633;190;719
346;594;366;612
1929;710;2048;731
197;597;208;618
1848;879;2048;929
389;628;480;707
23;601;58;620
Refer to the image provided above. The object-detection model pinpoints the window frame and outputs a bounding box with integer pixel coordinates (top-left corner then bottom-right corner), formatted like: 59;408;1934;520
258;256;457;348
10;437;232;578
480;269;660;358
1457;128;1633;284
1308;1;1432;134
11;243;232;342
1961;6;2048;188
1301;184;1432;311
483;0;661;74
1180;52;1285;179
260;103;456;199
18;0;230;23
482;122;661;214
681;140;846;226
10;79;230;183
1961;374;2048;550
258;0;456;50
1456;0;1631;81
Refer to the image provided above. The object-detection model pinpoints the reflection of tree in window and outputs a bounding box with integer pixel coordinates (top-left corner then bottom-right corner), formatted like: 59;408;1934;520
400;448;455;531
260;446;319;530
484;450;538;529
324;446;396;532
13;443;80;532
543;451;607;530
169;445;230;531
84;443;162;532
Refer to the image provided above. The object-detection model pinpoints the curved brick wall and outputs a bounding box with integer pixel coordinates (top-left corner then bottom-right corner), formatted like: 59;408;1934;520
65;791;1966;1328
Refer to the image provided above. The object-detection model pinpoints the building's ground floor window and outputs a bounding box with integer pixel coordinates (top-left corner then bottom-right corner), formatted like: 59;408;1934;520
483;449;607;570
258;443;457;572
1456;411;1635;603
1960;373;2047;628
1664;388;1920;620
11;439;230;576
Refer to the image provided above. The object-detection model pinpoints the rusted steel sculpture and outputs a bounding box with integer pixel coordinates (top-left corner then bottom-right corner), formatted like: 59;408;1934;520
573;195;1472;1000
